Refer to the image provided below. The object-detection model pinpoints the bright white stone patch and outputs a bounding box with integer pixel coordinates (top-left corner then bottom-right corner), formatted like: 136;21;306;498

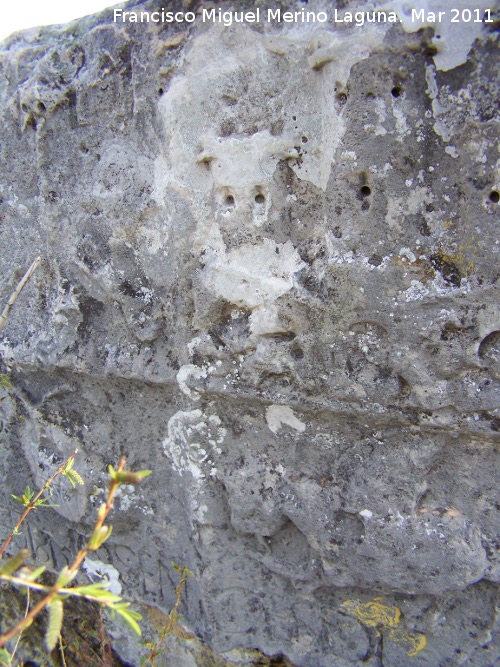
83;558;122;595
265;405;306;435
203;239;304;310
403;280;430;302
176;364;208;400
387;0;493;71
399;247;417;263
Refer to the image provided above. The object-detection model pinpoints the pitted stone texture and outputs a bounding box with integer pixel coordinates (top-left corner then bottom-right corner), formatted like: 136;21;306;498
0;1;499;666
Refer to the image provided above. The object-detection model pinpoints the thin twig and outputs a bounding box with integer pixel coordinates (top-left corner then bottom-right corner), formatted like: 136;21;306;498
0;575;122;603
145;566;191;666
0;450;78;558
9;587;30;665
59;633;68;667
0;457;127;648
0;257;41;333
67;455;126;576
99;604;112;667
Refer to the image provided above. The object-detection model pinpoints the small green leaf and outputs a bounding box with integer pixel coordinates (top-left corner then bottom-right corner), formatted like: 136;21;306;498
0;548;29;575
12;486;34;507
56;566;77;587
114;470;152;485
34;497;58;508
45;598;64;652
111;602;142;620
73;583;121;603
88;524;112;550
115;607;142;636
18;565;46;582
64;457;75;472
0;648;12;666
65;473;76;488
100;524;113;545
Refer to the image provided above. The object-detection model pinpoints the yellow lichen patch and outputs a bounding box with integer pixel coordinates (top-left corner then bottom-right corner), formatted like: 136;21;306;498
392;253;436;284
341;598;427;657
434;245;476;278
418;506;461;518
388;627;427;657
444;507;460;518
341;598;400;629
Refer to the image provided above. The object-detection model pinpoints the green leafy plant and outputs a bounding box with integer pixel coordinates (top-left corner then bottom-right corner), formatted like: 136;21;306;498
11;486;57;509
0;455;151;661
141;563;193;667
0;450;81;559
62;456;85;488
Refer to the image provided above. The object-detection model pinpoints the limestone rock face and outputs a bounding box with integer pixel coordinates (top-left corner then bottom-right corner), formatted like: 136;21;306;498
0;1;499;665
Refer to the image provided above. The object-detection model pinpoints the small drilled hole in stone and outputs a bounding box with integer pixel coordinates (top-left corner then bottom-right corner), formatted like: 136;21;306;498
225;195;235;206
391;86;402;98
158;88;164;96
255;193;265;204
360;185;371;197
489;190;499;203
